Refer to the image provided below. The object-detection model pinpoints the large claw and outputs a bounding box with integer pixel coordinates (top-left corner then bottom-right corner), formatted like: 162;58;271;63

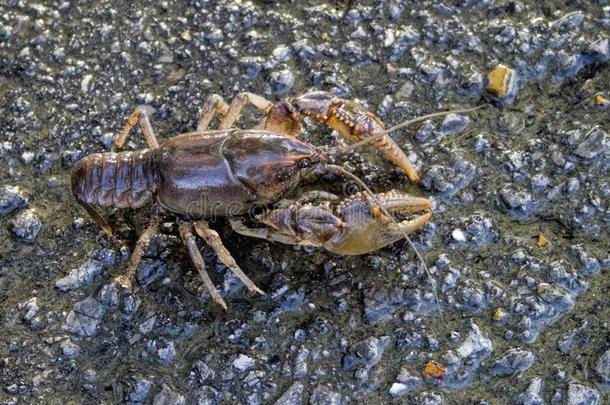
230;190;432;255
262;91;420;182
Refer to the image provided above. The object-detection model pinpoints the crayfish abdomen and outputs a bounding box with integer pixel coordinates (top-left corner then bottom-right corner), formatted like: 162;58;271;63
71;149;158;210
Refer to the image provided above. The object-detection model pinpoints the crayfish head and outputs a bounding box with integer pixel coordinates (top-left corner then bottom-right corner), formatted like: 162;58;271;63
225;131;323;202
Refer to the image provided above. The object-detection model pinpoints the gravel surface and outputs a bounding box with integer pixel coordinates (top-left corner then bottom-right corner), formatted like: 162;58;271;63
0;1;609;404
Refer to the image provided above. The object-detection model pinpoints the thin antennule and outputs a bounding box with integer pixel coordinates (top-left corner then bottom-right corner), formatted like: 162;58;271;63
382;104;489;135
324;164;441;312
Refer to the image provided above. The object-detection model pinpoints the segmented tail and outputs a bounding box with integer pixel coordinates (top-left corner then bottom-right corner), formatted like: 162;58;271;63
71;150;158;235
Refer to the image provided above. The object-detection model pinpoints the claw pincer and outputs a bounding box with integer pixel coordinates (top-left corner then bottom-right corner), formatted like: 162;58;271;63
263;91;421;182
246;190;432;256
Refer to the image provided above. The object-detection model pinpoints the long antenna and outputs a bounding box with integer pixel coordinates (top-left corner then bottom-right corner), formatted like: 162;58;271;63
382;104;489;134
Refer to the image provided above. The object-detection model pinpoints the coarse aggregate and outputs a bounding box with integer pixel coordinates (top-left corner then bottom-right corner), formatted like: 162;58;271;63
0;0;609;404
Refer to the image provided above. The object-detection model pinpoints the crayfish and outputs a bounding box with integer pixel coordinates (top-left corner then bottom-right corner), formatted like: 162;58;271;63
71;91;434;309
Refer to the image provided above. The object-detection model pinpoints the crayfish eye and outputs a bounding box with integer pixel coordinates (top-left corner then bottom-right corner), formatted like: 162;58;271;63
298;158;312;168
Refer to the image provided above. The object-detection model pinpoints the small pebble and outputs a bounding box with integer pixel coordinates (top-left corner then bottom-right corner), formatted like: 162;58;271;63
513;377;544;405
128;378;152;403
594;349;610;383
0;185;27;216
232;354;256;372
487;64;517;101
274;382;304;405
593;93;609;110
566;382;600;405
158;341;176;364
269;68;295;95
451;229;467;242
440;114;470;135
153;384;185;405
490;348;535;376
60;339;81;358
10;209;42;242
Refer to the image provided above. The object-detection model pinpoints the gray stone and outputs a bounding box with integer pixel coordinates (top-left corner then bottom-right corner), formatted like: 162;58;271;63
60;339;81;358
233;354;256;372
97;282;119;307
566;382;600;405
456;323;493;368
127;377;152;403
18;297;39;321
61;150;85;167
271;45;292;63
440;114;470;135
454;213;498;248
0;185;27;216
63;297;106;337
342;336;391;378
63;311;101;337
363;285;407;325
513;377;544;405
293;346;309;378
158;341;176;365
499;186;539;219
153;384;185;405
239;57;262;79
193;361;216;383
551;11;585;32
193;386;218;405
570;245;600;275
74;297;106;319
451;229;466;242
269;68;295;95
574;128;609;160
83;369;97;382
422;154;477;200
10;209;41;242
490;348;535;376
139;316;157;334
55;259;104;291
417;391;444;405
594;349;610;383
136;259;167;286
274;382;304;405
390;367;423;397
389;382;412;397
584;38;609;62
309;384;342;405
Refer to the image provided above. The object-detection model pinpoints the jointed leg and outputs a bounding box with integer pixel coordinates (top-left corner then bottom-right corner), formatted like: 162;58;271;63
178;221;228;310
295;191;339;205
194;221;265;296
113;106;159;152
115;205;162;289
197;94;230;131
78;200;114;237
229;218;309;246
219;92;273;129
